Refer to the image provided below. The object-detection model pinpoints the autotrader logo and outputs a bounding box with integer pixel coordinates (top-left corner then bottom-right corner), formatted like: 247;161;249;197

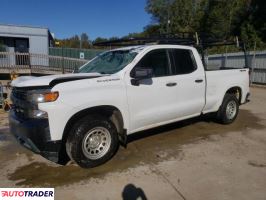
0;188;54;200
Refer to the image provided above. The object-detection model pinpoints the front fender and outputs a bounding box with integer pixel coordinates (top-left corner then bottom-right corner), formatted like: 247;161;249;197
39;77;129;141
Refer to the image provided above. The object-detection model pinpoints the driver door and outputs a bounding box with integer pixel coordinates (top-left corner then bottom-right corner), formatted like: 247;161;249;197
126;49;180;132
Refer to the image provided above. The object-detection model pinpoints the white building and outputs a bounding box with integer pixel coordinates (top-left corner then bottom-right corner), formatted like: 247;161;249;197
0;24;54;54
0;24;54;67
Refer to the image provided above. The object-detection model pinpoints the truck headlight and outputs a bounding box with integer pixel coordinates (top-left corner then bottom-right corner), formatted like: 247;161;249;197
27;91;59;103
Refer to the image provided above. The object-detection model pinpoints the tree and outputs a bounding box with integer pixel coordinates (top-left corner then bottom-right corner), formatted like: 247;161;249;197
55;33;92;49
170;0;204;33
80;33;91;48
145;0;170;34
251;0;266;42
145;0;266;49
200;0;231;39
145;0;209;34
122;32;145;39
239;0;266;49
143;24;161;36
93;37;109;44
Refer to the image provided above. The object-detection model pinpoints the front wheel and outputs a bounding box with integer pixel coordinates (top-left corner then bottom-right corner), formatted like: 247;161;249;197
216;94;239;124
66;115;119;168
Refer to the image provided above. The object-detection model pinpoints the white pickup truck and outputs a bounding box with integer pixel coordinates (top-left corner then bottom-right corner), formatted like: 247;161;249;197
9;44;250;168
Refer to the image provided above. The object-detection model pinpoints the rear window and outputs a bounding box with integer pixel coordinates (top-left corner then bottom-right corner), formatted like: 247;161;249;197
171;49;197;75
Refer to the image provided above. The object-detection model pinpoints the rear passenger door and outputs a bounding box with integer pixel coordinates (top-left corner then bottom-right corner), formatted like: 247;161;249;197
168;48;205;118
126;48;205;133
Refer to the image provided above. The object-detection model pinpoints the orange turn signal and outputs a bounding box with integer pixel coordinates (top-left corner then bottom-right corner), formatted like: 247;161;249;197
44;92;59;102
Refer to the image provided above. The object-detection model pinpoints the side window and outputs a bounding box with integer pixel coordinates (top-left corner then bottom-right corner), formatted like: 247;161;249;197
135;49;170;77
171;49;197;75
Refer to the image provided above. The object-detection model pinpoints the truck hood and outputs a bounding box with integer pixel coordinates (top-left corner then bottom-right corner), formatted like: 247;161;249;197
11;73;104;88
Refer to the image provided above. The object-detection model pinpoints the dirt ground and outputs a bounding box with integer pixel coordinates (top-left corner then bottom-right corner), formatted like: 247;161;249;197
0;87;266;200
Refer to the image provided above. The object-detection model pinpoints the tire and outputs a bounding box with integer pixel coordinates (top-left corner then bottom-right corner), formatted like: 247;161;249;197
66;114;119;168
216;94;239;124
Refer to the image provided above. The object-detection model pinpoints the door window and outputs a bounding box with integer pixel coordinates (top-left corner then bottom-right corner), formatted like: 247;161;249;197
134;49;170;77
171;49;197;75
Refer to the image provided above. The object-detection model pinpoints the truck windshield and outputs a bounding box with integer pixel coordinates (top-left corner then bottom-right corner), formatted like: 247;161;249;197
78;50;138;74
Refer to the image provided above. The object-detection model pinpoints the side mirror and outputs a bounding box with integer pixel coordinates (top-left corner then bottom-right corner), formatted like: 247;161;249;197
131;67;153;86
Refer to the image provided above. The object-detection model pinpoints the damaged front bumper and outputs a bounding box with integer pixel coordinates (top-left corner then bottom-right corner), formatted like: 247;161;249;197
9;109;63;163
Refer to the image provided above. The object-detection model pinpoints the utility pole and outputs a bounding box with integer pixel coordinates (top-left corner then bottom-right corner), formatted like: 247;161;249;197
167;6;170;34
80;34;82;49
166;0;173;34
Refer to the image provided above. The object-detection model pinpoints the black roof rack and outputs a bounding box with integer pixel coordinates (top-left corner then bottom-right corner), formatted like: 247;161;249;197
93;32;243;49
93;37;196;46
93;32;197;47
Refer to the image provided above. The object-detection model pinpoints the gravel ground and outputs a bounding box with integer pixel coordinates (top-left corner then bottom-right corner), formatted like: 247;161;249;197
0;87;265;200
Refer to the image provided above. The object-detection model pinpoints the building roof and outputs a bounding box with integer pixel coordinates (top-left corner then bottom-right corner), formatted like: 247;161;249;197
0;23;54;39
0;23;49;30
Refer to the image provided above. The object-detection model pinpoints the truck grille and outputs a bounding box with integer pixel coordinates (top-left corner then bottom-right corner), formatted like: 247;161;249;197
12;88;28;101
11;88;31;118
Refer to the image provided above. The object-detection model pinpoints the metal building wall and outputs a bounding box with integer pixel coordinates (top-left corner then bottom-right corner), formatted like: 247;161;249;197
207;51;266;84
0;24;50;67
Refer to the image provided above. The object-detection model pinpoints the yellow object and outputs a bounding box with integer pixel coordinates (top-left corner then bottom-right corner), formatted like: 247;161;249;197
3;99;11;111
10;71;18;80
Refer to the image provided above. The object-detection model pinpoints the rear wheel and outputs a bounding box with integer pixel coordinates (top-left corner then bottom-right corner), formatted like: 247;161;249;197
216;94;239;124
66;115;119;168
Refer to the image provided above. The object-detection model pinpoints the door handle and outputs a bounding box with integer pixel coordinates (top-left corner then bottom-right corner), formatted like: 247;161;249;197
195;79;203;83
166;82;177;87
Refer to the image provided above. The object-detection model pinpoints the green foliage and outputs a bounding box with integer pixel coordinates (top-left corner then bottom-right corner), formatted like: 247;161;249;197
241;22;262;49
145;0;266;50
202;0;229;38
93;37;108;43
143;24;161;36
146;0;210;34
56;33;91;49
122;32;144;39
238;0;266;49
250;0;266;41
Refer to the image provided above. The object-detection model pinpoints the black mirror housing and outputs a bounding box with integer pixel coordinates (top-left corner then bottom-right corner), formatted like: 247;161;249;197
131;67;153;86
132;68;153;79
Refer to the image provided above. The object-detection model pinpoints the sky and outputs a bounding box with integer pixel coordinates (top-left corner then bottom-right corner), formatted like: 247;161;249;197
0;0;151;40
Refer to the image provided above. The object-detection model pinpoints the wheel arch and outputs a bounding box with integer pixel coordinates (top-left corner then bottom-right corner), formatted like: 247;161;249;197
224;86;242;104
62;105;125;140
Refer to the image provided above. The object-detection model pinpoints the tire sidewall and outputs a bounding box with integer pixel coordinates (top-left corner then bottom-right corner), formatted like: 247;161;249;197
218;94;239;124
67;116;119;168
